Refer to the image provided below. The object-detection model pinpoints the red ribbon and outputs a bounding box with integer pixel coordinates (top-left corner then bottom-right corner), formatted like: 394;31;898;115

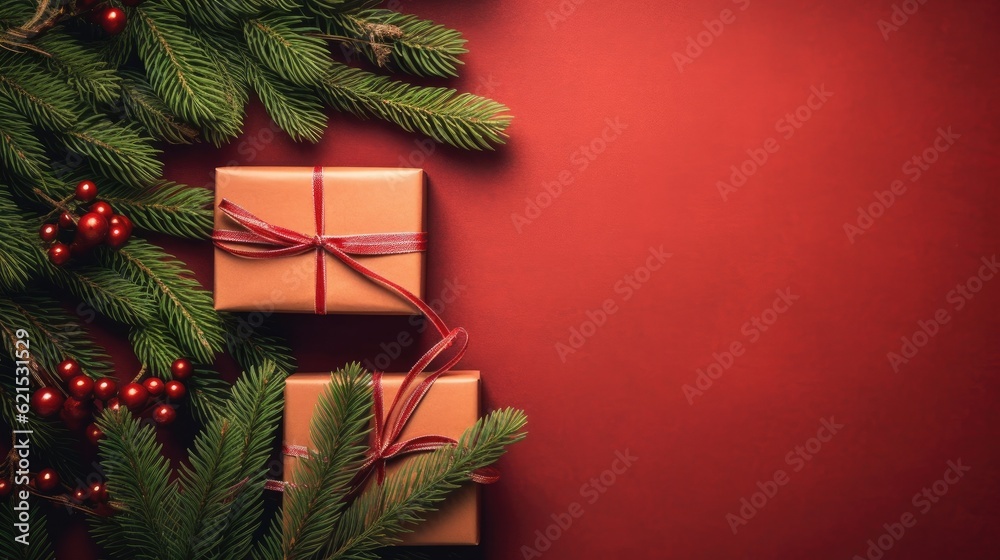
213;166;497;493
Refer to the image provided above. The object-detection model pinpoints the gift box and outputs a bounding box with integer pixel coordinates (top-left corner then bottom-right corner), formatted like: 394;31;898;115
213;166;426;314
283;370;481;545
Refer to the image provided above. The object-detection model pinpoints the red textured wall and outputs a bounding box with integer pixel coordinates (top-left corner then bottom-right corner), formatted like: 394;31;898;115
56;0;1000;558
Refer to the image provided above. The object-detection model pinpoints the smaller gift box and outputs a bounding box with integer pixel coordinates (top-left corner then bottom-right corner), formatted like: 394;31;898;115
283;370;481;545
213;166;426;314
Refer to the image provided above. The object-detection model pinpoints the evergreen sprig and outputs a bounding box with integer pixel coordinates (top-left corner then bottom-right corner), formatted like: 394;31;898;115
98;181;214;239
97;238;224;364
323;9;468;78
94;407;178;560
0;501;55;560
320;62;512;150
278;364;374;560
329;408;528;558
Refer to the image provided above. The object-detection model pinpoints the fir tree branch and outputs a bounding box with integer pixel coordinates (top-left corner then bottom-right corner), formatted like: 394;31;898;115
0;52;80;131
281;364;373;560
57;117;163;189
43;263;157;327
329;408;528;558
248;61;327;143
128;320;186;379
0;293;113;378
95;407;178;560
96;238;224;363
0;97;48;182
245;14;329;87
180;362;286;560
132;3;235;128
99;181;213;239
0;187;39;291
34;32;121;105
322;10;467;78
319;62;511;150
120;71;199;145
187;366;230;425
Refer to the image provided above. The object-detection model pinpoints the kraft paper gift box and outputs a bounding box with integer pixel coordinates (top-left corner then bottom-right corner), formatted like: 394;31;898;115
213;166;425;314
283;370;481;545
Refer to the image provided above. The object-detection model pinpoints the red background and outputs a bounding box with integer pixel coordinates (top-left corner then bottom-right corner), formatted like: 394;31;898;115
57;0;1000;558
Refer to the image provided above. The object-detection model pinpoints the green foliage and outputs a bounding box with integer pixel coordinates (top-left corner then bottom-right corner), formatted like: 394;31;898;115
132;4;235;129
43;262;156;326
120;71;199;144
249;62;328;143
99;181;214;238
34;32;122;106
321;62;512;150
58;117;162;188
245;14;329;86
279;364;373;559
0;97;48;182
0;293;113;378
0;188;38;291
97;239;224;363
324;10;467;78
94;407;178;560
222;312;297;375
329;408;527;557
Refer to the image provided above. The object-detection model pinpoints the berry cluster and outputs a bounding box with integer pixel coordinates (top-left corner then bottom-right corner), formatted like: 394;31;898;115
4;358;195;509
41;180;133;266
29;357;193;431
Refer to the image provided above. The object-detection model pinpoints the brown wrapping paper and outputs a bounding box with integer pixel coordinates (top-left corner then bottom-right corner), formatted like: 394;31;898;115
283;371;481;545
214;167;425;314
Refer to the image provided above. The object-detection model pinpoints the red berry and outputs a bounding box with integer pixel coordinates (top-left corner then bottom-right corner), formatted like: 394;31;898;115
93;378;118;400
106;224;132;248
0;479;12;498
59;211;76;229
75;212;109;247
152;404;176;425
62;396;90;421
90;201;113;218
120;382;148;410
39;223;59;242
57;358;82;381
68;375;94;399
75;180;98;202
143;377;164;397
36;469;59;493
72;488;88;502
31;388;64;417
106;398;122;412
165;380;187;401
85;423;104;445
170;358;193;380
90;482;108;503
48;242;71;266
99;7;127;35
